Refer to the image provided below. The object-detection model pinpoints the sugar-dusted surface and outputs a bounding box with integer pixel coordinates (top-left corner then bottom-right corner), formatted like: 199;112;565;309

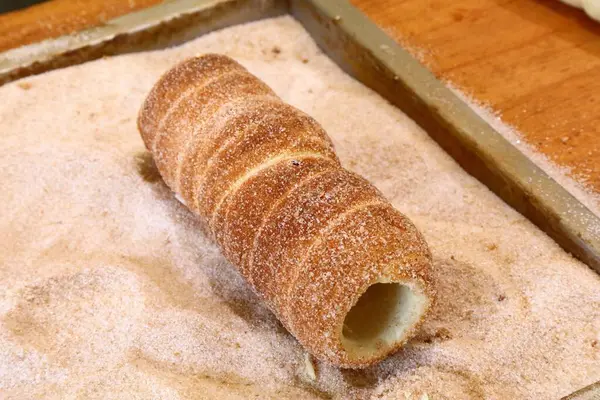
137;53;433;368
0;15;599;399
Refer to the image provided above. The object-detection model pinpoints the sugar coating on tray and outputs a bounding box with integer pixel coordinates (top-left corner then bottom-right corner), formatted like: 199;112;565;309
2;16;599;399
137;54;435;368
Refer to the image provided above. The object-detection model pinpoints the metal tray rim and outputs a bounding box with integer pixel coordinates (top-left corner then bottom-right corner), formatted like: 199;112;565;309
0;0;597;398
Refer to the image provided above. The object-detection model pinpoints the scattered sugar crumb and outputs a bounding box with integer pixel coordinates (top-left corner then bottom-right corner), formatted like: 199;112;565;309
17;81;32;90
304;353;317;381
0;15;599;400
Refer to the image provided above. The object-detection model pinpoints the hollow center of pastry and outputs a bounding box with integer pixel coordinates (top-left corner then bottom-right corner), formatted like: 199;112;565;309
341;282;427;359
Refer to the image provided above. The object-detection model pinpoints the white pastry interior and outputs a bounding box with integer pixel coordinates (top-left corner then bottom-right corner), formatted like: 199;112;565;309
341;279;430;360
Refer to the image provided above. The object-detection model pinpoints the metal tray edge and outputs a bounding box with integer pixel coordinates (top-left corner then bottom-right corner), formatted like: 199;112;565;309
563;381;600;400
291;0;600;275
0;0;287;85
0;0;597;397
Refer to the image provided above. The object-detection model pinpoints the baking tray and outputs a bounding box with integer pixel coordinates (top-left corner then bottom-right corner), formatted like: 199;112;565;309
0;0;598;398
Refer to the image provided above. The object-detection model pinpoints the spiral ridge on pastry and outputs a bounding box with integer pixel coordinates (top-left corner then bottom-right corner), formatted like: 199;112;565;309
138;54;434;368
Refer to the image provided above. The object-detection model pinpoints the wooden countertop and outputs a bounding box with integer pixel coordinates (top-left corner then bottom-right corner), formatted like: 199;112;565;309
0;0;162;53
1;0;599;197
350;0;600;196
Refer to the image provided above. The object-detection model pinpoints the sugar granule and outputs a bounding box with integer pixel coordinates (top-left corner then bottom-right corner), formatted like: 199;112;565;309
0;16;598;400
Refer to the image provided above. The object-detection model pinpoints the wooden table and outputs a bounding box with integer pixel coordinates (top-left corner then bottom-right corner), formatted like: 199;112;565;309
0;0;162;53
1;0;599;196
351;0;600;195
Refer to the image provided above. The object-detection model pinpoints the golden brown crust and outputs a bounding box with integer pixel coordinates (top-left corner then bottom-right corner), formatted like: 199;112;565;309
137;54;435;368
289;204;434;367
177;95;278;213
196;102;337;221
249;169;385;312
138;55;244;150
214;156;341;272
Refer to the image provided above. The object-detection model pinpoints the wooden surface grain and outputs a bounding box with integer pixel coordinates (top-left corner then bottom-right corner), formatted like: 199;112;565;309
351;0;600;195
0;0;162;52
1;0;599;197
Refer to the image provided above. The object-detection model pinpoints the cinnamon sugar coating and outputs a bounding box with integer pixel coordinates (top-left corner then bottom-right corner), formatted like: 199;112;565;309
138;54;434;367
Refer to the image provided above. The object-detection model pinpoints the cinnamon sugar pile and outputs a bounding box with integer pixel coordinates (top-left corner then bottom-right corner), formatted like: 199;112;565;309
0;16;598;399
